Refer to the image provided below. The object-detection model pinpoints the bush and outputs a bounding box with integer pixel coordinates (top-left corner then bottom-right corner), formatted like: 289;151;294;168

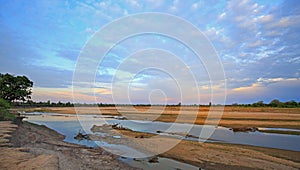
0;98;10;108
0;98;15;121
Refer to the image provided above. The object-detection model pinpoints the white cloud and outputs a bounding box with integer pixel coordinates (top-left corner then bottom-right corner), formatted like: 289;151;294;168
257;77;298;84
218;12;226;20
257;14;274;23
191;3;199;10
99;2;106;7
169;5;177;12
168;0;179;12
145;0;164;9
248;40;264;48
265;30;282;36
126;0;141;9
268;15;300;28
84;27;94;34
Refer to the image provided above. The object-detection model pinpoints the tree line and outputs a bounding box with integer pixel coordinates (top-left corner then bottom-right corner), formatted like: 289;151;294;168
232;99;300;108
15;100;300;108
16;100;117;107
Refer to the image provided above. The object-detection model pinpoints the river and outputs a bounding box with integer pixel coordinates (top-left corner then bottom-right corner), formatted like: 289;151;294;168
23;112;300;169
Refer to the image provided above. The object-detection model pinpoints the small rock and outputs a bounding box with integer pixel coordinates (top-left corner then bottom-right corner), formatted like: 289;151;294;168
74;132;90;140
148;156;159;163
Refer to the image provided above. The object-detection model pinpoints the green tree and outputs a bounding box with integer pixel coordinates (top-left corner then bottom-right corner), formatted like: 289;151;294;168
252;101;265;107
0;98;10;109
269;99;282;107
0;73;33;103
47;100;51;106
284;100;298;108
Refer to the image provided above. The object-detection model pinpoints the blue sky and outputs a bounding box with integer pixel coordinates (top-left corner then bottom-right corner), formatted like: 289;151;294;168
0;0;299;104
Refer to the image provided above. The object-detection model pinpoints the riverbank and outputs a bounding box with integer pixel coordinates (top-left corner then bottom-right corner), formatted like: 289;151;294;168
0;121;137;170
164;140;300;169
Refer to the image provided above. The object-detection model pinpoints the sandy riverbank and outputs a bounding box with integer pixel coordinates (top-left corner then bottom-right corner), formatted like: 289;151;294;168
0;121;137;170
89;124;300;170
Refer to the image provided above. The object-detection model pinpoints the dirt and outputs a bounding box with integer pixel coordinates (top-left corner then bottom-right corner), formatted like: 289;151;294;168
0;121;137;170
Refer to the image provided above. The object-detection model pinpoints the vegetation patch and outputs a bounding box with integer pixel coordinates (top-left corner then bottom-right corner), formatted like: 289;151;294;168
0;98;15;121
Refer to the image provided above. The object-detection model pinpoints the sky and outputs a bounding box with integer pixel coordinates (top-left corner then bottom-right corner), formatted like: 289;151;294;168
0;0;300;104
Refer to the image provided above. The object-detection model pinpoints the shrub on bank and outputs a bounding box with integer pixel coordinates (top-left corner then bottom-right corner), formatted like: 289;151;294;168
0;98;15;121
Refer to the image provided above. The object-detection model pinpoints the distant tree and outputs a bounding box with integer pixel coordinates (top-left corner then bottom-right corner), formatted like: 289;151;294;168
252;101;265;107
66;102;72;107
177;102;181;106
26;100;34;106
284;100;298;108
269;99;282;107
0;73;33;103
